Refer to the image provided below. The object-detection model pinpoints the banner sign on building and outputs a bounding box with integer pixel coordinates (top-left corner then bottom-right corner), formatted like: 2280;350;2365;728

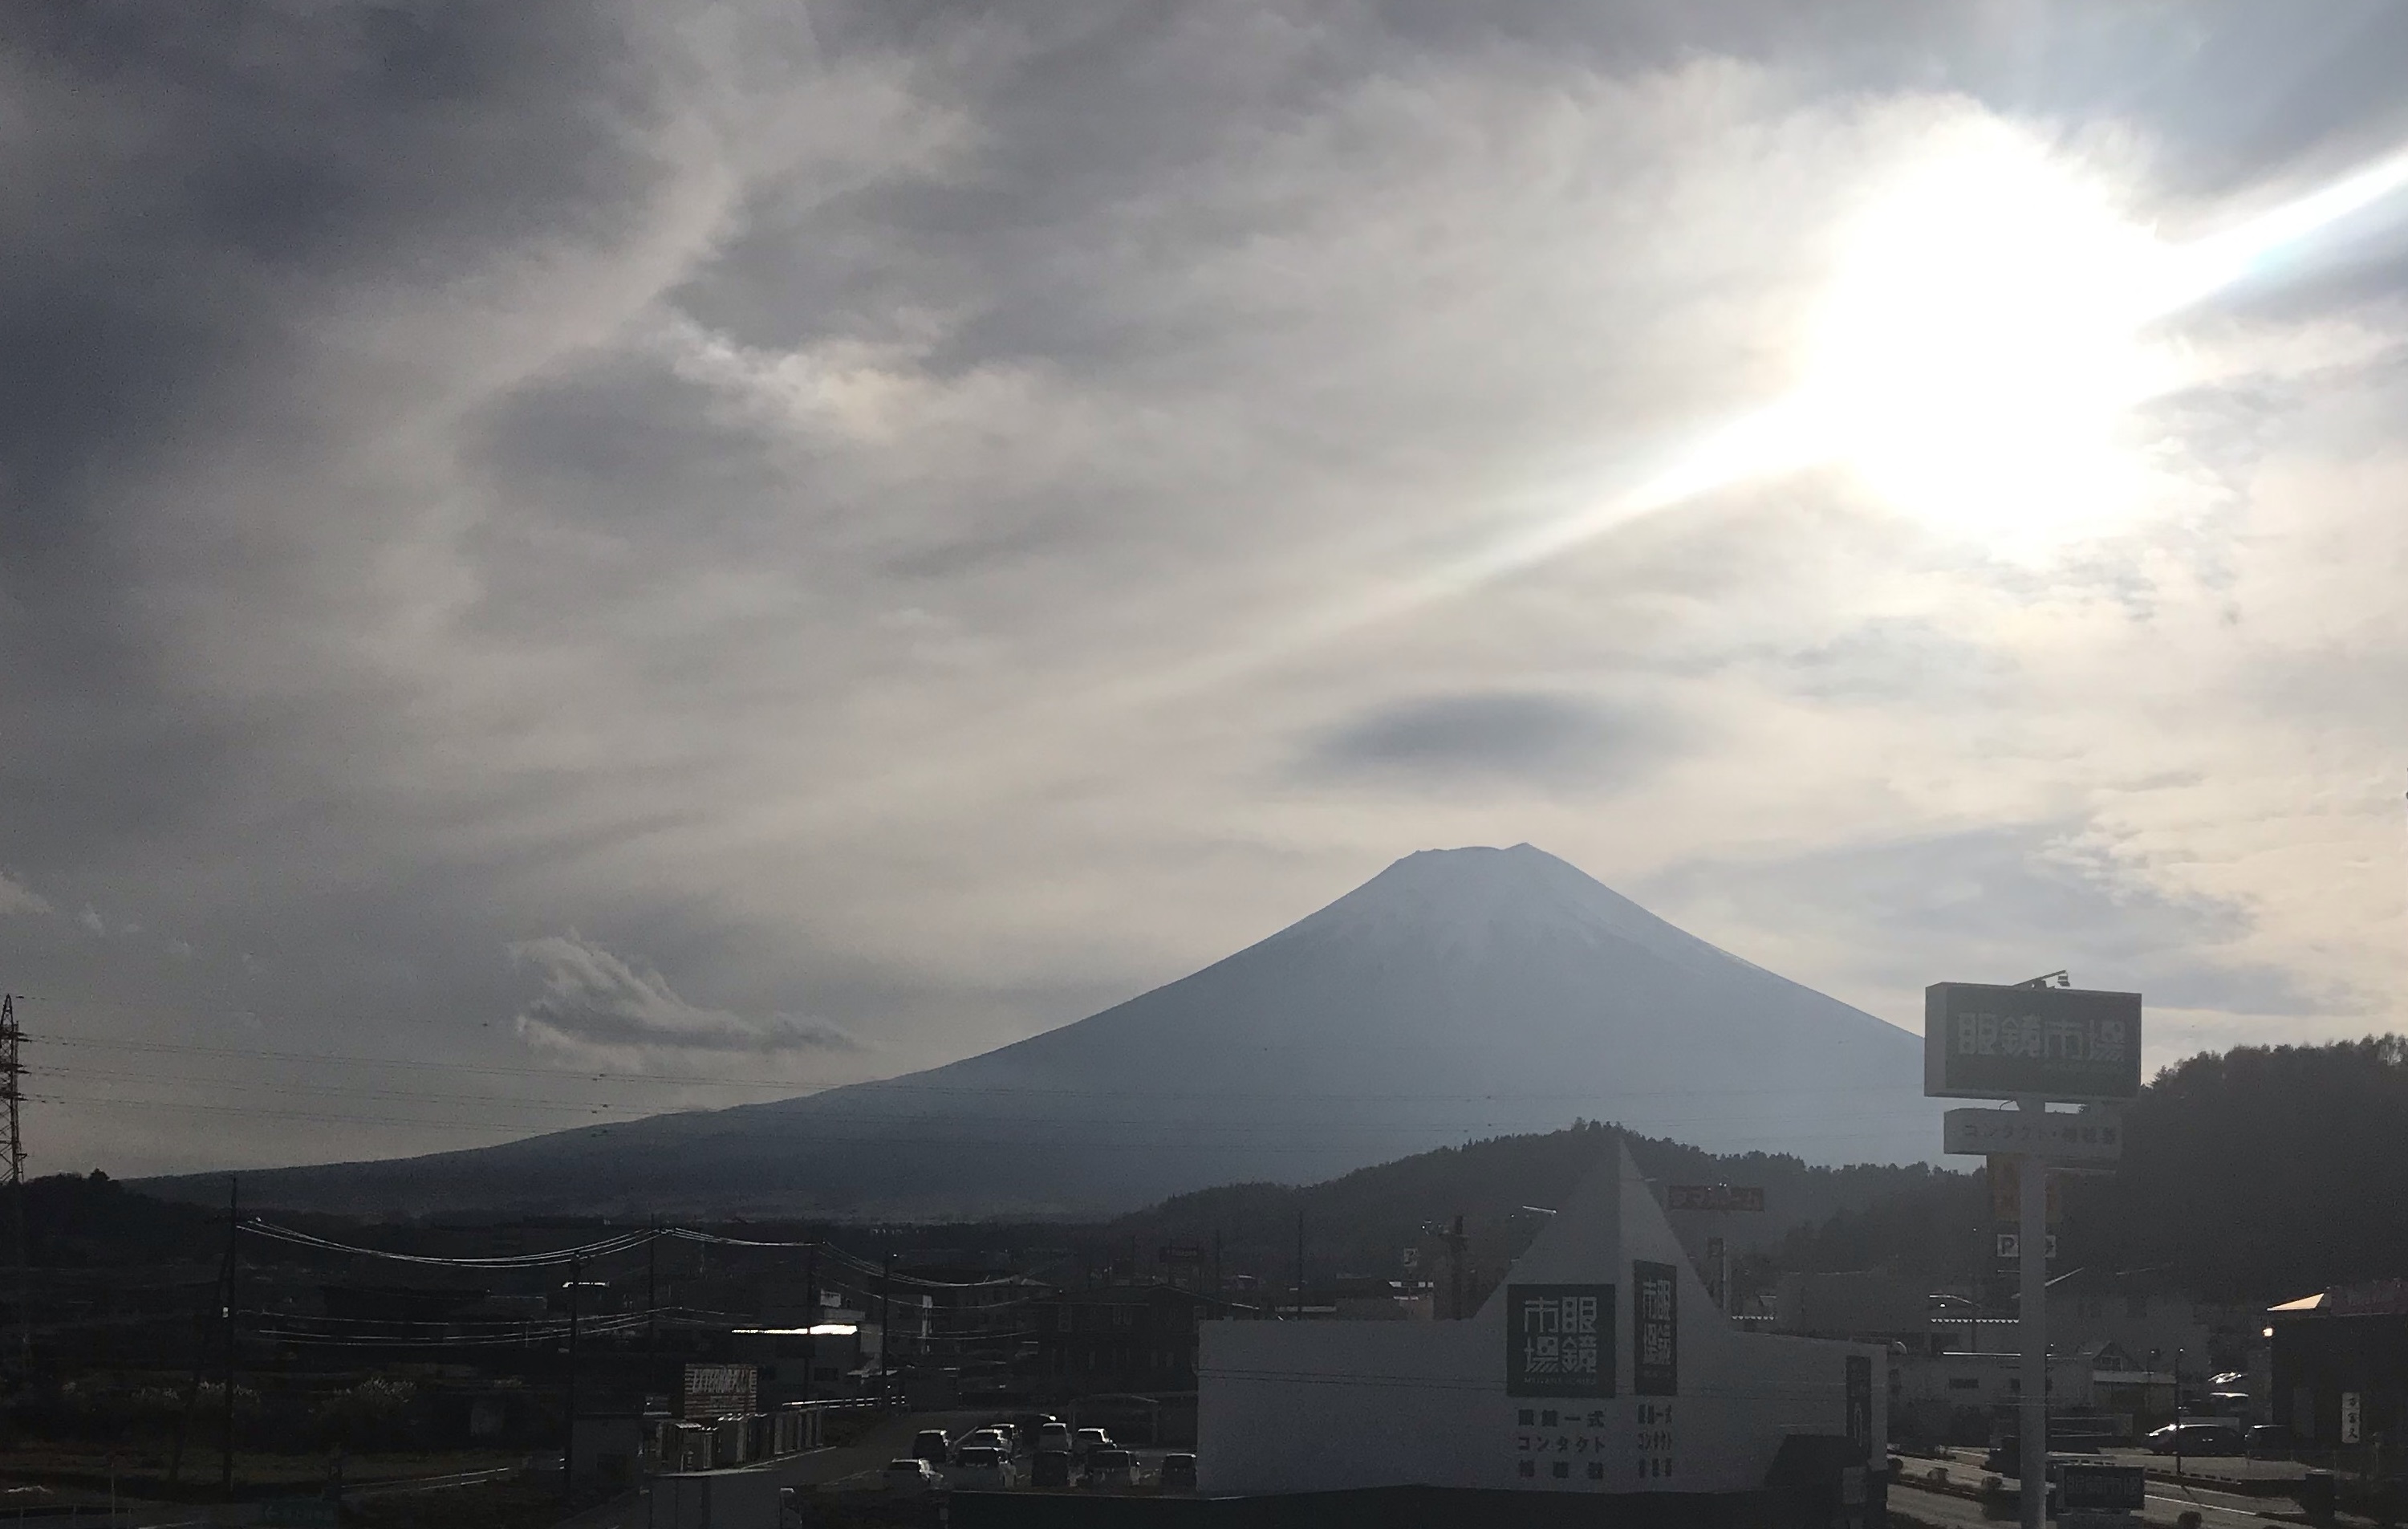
1994;1230;2058;1262
1632;1262;1678;1397
1946;1107;2123;1161
680;1362;758;1419
2057;1461;2144;1512
1506;1284;1614;1398
1988;1157;2063;1223
1925;983;2142;1100
1665;1184;1764;1214
1846;1355;1873;1458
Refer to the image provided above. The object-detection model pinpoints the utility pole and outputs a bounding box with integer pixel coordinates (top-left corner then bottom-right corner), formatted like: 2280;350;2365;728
1451;1215;1467;1320
645;1222;659;1372
800;1240;817;1405
2;994;28;1371
2017;1098;2046;1529
563;1257;582;1510
218;1177;238;1497
879;1246;894;1405
1293;1210;1305;1320
2174;1344;2185;1480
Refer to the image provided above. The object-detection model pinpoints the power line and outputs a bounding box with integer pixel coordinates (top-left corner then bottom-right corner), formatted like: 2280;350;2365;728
239;1219;1061;1291
244;1221;654;1268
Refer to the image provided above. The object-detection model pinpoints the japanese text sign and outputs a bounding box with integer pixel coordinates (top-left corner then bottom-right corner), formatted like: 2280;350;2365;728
1944;1108;2122;1161
1507;1283;1614;1398
1665;1184;1764;1213
1846;1355;1874;1459
1632;1262;1677;1397
680;1362;758;1419
1925;983;2142;1100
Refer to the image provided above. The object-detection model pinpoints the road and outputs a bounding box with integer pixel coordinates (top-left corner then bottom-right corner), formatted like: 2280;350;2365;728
1890;1474;2299;1529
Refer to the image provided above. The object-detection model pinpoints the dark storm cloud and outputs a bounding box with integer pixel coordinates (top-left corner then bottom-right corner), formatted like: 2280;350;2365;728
1306;692;1675;787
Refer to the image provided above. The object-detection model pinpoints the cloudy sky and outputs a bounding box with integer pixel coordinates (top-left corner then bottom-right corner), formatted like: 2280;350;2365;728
5;2;2406;1177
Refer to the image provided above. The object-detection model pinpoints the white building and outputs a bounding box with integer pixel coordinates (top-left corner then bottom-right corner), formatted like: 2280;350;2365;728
1198;1144;1883;1507
1891;1348;2094;1436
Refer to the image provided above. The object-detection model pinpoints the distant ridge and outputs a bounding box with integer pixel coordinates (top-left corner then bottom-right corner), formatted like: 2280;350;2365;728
142;844;1938;1217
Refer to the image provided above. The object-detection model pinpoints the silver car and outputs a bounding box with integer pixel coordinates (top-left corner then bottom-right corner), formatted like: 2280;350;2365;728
950;1445;1016;1489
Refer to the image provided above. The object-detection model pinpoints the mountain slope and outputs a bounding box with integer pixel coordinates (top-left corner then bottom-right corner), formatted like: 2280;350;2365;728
144;844;1938;1216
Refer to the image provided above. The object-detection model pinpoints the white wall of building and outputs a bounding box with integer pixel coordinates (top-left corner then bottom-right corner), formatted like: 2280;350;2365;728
1199;1144;1882;1499
1894;1348;2092;1415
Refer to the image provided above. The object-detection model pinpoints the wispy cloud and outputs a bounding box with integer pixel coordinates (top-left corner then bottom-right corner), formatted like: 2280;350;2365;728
509;932;859;1067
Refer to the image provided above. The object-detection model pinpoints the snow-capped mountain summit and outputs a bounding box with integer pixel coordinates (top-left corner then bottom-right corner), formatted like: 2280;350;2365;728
1276;843;1772;981
150;845;1939;1216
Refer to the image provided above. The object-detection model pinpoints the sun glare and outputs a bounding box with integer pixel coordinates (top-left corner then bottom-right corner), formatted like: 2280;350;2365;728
1798;136;2176;550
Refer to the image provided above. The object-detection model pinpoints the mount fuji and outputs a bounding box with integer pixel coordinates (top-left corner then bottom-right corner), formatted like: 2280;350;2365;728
147;844;1939;1216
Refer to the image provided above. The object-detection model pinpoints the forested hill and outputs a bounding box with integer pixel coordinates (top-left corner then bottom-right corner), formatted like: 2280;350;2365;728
1110;1119;1958;1302
1779;1036;2408;1302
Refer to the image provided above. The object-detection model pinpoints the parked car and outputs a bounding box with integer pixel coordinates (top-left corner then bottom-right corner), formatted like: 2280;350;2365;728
1005;1412;1060;1447
954;1428;1010;1460
1035;1421;1073;1454
1030;1450;1073;1489
949;1445;1016;1489
1082;1448;1139;1490
1072;1427;1113;1460
1159;1453;1198;1493
2146;1422;2244;1456
2245;1425;2293;1458
883;1458;941;1494
911;1429;951;1464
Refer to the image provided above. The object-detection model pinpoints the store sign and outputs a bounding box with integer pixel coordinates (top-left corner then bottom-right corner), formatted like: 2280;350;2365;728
1665;1184;1764;1213
1988;1157;2063;1223
1846;1356;1873;1458
2342;1391;2362;1445
680;1362;758;1419
1507;1284;1614;1398
1994;1230;2058;1262
1945;1108;2123;1161
1632;1263;1677;1397
2058;1462;2145;1512
1925;983;2142;1101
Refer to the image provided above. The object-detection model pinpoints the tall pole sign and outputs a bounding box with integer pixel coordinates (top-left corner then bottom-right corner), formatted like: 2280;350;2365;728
1927;980;2140;1529
1665;1185;1764;1318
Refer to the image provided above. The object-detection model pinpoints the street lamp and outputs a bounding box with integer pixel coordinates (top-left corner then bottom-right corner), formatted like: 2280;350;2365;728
2173;1345;2184;1480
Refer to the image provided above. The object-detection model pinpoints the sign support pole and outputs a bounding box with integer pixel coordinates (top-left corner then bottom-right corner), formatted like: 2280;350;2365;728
2017;1096;2046;1529
1719;1215;1732;1319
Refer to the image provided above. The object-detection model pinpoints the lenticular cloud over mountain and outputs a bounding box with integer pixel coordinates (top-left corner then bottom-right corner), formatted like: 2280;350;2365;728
150;845;1938;1216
